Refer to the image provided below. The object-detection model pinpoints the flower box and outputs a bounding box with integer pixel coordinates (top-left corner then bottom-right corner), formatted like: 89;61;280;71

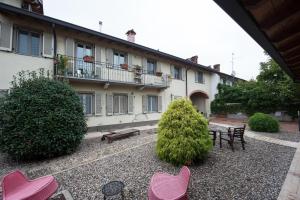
156;71;163;76
83;55;94;63
120;63;129;70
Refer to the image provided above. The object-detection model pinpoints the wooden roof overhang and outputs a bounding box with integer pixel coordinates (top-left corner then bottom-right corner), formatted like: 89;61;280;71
214;0;300;82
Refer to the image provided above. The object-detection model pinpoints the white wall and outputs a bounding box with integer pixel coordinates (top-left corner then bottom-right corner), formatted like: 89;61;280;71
0;51;53;89
210;73;220;101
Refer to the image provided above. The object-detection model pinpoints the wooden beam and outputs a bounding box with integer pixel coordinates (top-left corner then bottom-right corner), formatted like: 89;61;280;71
276;32;300;51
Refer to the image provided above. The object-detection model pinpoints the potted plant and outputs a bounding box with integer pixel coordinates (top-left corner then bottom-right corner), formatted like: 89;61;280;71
57;55;68;76
156;71;163;76
120;63;129;70
83;55;94;63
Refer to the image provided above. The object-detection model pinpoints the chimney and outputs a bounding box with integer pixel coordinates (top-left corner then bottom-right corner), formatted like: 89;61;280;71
99;21;103;32
213;64;220;71
126;29;136;43
186;55;198;64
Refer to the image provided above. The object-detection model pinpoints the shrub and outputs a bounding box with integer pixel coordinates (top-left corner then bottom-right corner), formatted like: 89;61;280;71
156;98;212;166
248;112;279;133
0;70;87;160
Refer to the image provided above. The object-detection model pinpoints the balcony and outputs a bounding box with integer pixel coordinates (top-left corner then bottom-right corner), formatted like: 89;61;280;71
55;55;171;89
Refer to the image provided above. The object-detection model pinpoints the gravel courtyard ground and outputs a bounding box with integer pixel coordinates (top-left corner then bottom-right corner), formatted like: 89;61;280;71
0;128;296;200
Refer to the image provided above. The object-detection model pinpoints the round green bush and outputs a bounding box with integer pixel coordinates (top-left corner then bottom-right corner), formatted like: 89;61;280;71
248;112;279;133
156;98;212;166
0;72;87;160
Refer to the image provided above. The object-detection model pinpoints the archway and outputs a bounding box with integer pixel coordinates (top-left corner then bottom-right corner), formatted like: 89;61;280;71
189;90;209;117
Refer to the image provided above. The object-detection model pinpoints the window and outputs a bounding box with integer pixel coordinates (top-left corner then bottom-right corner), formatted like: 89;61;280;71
147;59;157;75
195;71;204;83
173;66;182;80
16;29;41;56
79;93;93;115
113;51;127;67
75;42;93;75
148;95;158;112
113;94;128;114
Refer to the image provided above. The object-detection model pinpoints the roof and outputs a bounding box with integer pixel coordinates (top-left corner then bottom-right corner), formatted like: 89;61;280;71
0;2;242;80
213;0;300;82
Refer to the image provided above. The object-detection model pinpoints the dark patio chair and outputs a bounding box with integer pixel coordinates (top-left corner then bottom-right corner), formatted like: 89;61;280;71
209;130;217;146
219;124;246;151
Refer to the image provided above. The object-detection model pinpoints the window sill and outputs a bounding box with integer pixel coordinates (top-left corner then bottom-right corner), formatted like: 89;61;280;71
195;82;205;84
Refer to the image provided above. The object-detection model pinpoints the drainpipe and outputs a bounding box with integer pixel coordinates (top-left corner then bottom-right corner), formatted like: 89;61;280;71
185;66;189;98
52;23;57;75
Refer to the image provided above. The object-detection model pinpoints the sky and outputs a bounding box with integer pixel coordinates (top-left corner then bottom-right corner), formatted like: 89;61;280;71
43;0;268;80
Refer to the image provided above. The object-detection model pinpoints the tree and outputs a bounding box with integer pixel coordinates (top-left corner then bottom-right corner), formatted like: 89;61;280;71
211;55;300;118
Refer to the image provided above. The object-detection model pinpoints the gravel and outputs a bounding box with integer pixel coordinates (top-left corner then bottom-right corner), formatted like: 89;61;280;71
57;138;294;199
0;128;296;200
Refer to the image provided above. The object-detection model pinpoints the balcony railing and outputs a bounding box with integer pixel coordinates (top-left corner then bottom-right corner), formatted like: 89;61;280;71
55;55;171;88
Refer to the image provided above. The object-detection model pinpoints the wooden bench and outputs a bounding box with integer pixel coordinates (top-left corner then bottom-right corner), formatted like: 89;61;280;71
101;129;140;143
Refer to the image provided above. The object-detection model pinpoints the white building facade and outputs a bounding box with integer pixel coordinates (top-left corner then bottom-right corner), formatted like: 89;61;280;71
0;0;242;131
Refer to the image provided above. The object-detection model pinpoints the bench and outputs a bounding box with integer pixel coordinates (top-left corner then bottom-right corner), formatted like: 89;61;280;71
102;129;140;143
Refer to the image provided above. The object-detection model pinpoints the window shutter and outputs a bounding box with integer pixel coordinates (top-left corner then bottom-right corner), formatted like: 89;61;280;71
182;67;186;80
170;65;175;78
195;71;198;82
157;61;162;72
142;58;147;73
65;38;74;57
106;94;113;116
0;22;13;51
95;92;102;115
95;45;101;63
142;95;148;113
128;53;133;67
158;96;162;113
43;32;53;58
128;95;134;114
105;48;113;66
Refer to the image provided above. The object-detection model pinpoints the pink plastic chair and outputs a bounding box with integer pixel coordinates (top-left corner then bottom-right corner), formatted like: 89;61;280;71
1;170;58;200
148;166;191;200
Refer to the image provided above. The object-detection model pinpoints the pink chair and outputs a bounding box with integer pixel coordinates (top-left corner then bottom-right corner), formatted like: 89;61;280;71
148;166;191;200
1;170;58;200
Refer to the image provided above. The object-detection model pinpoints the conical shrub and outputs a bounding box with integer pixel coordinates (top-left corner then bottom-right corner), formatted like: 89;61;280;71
156;98;212;165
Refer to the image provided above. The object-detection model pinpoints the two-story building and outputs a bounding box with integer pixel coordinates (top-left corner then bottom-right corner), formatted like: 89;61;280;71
0;0;243;131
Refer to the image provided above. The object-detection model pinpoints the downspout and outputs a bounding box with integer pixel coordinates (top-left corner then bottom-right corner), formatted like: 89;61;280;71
52;23;57;75
185;66;189;98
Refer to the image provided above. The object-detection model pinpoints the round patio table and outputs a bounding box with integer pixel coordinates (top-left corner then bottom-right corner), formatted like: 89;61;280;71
102;181;125;200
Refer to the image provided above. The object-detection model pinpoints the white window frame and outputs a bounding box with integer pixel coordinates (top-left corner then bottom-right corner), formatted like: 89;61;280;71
78;93;93;116
196;71;204;84
113;50;127;68
113;93;128;115
15;27;42;57
148;95;158;113
147;59;157;75
173;66;182;80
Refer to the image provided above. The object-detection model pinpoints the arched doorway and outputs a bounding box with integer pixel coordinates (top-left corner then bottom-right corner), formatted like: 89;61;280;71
189;91;209;117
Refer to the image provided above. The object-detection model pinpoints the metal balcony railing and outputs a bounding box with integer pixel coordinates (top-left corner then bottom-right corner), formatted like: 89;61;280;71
55;55;171;88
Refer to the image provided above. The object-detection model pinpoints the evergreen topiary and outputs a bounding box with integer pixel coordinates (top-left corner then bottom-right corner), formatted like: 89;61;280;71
248;112;279;133
156;98;212;166
0;70;87;160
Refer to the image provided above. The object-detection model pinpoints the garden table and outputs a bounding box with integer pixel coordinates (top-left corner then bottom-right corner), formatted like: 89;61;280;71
102;181;125;200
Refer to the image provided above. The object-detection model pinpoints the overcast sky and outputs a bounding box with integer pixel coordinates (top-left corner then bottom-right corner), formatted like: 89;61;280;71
44;0;268;80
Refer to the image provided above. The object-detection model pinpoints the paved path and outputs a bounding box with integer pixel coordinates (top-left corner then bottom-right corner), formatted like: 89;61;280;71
211;122;300;200
211;122;298;148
